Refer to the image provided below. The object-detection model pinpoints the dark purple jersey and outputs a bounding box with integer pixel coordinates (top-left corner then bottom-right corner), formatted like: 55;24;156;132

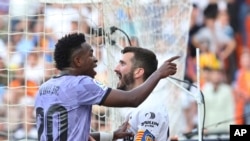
35;75;111;141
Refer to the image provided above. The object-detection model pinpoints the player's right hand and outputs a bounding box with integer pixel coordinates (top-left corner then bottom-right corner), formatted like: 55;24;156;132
113;121;134;140
157;56;180;78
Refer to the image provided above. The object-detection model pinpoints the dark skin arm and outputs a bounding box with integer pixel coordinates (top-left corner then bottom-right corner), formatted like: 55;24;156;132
90;121;133;141
102;56;179;107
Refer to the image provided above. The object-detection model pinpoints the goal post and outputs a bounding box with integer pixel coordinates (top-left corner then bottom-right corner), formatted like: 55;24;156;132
0;0;193;140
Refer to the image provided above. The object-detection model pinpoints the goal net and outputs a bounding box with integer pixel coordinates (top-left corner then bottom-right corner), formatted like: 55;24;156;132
0;0;192;140
101;0;193;137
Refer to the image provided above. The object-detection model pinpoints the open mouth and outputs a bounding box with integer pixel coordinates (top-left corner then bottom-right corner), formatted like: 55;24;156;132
93;64;97;73
116;73;122;80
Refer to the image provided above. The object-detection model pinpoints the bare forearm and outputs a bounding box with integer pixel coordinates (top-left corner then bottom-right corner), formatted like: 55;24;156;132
127;71;162;106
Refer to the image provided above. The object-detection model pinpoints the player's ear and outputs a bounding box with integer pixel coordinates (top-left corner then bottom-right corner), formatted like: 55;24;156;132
73;54;82;67
134;68;144;79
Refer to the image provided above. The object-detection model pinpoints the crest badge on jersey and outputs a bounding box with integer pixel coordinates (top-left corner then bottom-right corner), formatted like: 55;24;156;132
93;79;108;90
136;129;155;141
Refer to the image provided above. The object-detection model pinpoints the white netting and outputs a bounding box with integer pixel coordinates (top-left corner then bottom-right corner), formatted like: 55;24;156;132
0;0;192;140
102;0;193;137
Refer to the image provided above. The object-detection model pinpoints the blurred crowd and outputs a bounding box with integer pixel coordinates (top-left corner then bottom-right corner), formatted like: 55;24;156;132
0;0;249;140
183;0;250;139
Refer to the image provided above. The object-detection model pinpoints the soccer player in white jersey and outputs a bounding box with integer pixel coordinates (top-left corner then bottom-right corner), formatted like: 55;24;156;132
34;33;179;141
114;47;170;141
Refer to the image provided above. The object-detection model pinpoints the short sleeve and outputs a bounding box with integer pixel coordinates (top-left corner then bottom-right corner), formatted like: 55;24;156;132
76;76;111;105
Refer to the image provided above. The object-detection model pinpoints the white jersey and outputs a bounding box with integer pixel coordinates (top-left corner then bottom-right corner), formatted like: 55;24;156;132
126;104;170;141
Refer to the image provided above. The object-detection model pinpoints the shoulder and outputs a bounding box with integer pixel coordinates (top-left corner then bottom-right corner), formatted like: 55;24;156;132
52;75;94;85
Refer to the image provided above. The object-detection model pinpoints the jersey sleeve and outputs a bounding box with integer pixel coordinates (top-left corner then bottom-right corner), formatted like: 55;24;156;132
76;76;111;105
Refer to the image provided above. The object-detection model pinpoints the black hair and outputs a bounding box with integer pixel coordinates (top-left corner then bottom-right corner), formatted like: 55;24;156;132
54;33;86;70
121;46;158;80
203;3;218;19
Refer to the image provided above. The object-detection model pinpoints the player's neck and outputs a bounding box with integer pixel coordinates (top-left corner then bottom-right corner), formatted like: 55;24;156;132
59;68;76;76
60;70;70;76
133;80;144;89
128;81;143;90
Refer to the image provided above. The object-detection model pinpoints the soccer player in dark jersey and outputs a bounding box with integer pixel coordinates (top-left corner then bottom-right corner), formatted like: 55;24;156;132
34;33;179;141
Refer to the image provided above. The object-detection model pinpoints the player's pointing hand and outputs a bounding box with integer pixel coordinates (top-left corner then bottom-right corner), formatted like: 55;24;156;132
157;56;180;78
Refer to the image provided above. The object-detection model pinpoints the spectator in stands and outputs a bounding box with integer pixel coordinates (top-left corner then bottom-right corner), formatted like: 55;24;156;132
0;57;7;96
12;96;37;140
198;38;221;88
1;70;26;132
233;48;250;124
0;0;9;15
0;112;7;140
0;16;8;43
24;50;44;85
5;66;38;100
238;0;250;48
216;1;238;83
192;3;236;83
202;67;235;134
7;36;23;70
0;38;7;63
30;17;57;64
2;66;38;134
185;3;203;83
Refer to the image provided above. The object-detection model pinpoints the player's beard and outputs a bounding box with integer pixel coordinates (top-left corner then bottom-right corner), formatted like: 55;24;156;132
117;71;134;91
